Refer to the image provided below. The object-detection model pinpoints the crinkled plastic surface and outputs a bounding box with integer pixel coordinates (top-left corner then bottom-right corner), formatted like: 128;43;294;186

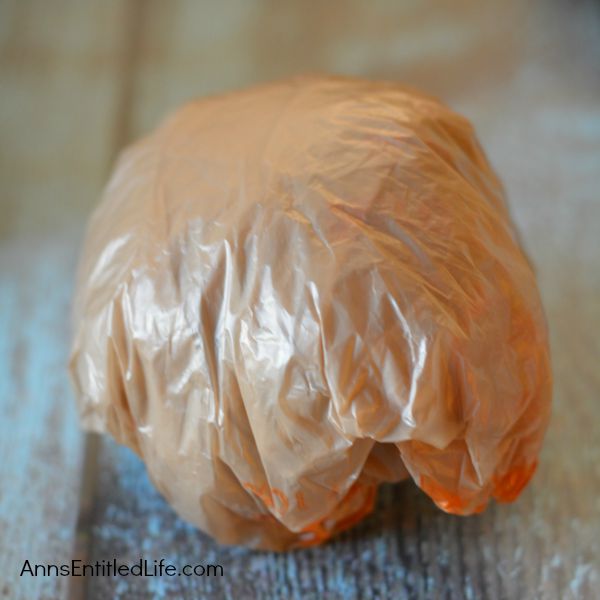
69;75;552;550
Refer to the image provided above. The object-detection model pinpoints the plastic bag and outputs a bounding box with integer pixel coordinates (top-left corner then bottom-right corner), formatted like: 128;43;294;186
69;75;552;550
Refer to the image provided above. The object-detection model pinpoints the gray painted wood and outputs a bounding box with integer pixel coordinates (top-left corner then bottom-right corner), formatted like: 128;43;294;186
1;1;599;598
88;435;599;600
0;234;84;600
0;2;135;599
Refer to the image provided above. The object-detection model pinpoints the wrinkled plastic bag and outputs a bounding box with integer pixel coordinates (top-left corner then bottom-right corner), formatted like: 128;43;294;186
69;75;552;550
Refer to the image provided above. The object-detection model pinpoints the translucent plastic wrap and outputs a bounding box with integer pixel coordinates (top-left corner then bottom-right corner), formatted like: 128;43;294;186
69;75;552;550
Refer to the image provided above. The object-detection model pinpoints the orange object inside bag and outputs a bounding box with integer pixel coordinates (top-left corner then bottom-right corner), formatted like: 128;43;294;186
69;75;552;550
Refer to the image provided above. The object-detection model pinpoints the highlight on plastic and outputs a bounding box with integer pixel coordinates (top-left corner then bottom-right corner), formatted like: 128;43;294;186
69;75;552;550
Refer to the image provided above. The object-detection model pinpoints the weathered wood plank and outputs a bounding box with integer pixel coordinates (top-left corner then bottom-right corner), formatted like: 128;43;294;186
84;1;600;599
0;234;82;600
0;1;134;599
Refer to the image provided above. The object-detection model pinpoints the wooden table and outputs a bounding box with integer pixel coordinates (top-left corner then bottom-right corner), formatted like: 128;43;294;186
1;1;599;598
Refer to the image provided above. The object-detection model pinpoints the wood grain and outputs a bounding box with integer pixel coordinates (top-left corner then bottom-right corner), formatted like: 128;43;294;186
0;2;138;599
0;234;82;600
1;1;599;599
